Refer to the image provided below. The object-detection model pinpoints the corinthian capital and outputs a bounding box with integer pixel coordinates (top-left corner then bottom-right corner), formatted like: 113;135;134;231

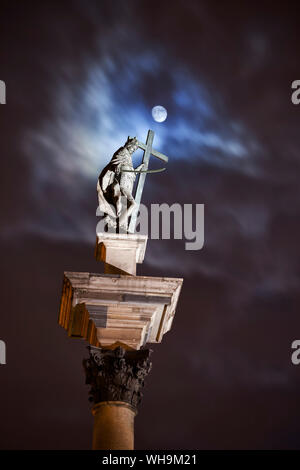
83;346;152;410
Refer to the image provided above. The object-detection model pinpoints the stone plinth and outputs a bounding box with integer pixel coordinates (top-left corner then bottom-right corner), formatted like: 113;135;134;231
94;232;148;275
59;271;183;350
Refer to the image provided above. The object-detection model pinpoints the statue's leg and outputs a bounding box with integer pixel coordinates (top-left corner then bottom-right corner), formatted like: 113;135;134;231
118;189;136;229
113;184;123;217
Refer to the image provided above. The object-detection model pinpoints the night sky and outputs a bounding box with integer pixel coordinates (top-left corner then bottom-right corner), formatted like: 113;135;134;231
1;0;300;449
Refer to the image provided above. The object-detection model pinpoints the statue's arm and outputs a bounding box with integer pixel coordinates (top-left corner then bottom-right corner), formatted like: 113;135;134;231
111;148;127;165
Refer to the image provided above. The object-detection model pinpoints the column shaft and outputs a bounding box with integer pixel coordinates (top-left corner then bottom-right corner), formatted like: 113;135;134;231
92;401;136;450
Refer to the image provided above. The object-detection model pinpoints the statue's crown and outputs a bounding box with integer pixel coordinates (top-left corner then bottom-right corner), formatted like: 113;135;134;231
125;136;138;147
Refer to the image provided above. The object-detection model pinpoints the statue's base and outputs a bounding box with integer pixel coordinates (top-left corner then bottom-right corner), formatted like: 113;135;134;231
95;232;148;275
59;232;183;349
59;271;183;350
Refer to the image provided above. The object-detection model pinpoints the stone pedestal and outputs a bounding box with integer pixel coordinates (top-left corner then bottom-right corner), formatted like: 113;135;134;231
59;271;183;350
95;232;148;275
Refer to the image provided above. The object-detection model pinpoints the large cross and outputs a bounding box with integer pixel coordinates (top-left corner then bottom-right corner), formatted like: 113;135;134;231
128;129;169;233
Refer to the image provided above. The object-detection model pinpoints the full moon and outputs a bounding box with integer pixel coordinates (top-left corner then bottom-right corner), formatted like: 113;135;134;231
152;105;167;123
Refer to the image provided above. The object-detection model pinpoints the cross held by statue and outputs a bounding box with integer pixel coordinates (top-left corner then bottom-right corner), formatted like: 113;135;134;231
128;129;169;232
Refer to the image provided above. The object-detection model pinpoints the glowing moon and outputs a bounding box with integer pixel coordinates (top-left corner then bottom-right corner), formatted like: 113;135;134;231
152;105;167;123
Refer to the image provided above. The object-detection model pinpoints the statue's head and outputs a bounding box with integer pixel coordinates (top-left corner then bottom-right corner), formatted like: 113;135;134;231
125;136;139;153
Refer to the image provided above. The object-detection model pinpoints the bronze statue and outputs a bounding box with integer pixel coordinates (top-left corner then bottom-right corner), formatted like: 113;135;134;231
97;137;144;230
97;131;168;232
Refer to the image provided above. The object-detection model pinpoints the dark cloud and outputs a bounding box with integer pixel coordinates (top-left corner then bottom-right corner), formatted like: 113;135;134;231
1;0;300;449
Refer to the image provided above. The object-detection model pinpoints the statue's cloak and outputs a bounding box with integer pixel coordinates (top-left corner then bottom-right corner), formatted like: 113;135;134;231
97;147;133;218
97;170;116;218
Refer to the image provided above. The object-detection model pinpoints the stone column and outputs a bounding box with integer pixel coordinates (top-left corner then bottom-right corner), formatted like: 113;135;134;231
83;346;152;450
